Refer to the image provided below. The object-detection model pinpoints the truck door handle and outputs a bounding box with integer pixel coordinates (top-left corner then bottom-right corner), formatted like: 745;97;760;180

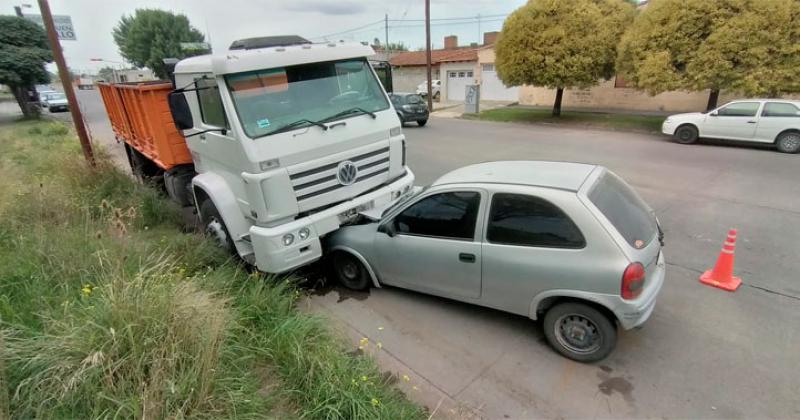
459;253;476;263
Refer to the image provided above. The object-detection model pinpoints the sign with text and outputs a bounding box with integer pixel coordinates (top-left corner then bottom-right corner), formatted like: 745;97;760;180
24;14;76;41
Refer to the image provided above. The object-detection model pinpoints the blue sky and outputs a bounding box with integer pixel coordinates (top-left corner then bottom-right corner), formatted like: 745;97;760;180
1;0;527;74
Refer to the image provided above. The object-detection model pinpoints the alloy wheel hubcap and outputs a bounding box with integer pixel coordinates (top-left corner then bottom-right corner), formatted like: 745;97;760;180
783;134;800;150
555;314;601;354
341;261;358;280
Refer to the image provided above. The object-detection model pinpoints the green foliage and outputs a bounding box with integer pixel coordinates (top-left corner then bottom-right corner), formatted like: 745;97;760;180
385;42;408;52
617;0;800;97
0;120;424;419
495;0;634;90
0;16;51;88
113;9;205;79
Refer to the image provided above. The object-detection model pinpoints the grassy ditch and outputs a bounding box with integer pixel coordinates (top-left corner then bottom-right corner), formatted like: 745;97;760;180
465;106;665;133
0;120;425;419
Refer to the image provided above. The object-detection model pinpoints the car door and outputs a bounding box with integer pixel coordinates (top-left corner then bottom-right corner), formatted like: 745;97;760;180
374;189;484;300
754;102;800;142
703;101;762;140
480;190;595;316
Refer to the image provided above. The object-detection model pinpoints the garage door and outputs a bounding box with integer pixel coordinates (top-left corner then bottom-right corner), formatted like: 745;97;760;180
481;64;519;101
447;70;473;101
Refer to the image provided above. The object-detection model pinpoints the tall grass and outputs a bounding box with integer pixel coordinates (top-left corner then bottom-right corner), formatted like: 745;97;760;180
0;120;424;419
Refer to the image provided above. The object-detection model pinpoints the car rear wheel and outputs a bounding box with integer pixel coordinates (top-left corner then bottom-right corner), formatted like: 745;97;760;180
417;119;428;127
543;302;617;363
673;125;698;144
776;131;800;154
332;252;370;291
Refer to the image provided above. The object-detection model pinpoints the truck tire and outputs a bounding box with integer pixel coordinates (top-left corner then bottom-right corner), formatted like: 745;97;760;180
200;199;235;253
543;302;617;363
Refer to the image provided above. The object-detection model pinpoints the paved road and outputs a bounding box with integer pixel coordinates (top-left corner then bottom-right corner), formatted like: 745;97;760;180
62;91;800;419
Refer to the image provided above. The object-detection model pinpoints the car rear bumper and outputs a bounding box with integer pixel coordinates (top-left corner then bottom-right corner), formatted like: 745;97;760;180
399;112;429;122
248;168;415;273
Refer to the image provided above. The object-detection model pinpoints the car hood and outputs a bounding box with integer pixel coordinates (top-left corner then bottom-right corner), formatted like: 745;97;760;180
666;112;704;120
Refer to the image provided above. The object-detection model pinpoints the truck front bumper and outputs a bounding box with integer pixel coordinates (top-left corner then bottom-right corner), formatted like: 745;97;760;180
248;169;415;273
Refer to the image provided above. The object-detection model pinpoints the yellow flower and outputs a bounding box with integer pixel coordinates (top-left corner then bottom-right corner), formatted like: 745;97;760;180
371;398;380;407
412;385;419;391
351;378;357;384
359;337;369;347
376;342;382;349
361;375;368;382
402;374;410;382
81;284;92;297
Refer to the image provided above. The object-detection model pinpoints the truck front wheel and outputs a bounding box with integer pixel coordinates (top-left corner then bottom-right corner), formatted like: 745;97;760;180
200;199;235;253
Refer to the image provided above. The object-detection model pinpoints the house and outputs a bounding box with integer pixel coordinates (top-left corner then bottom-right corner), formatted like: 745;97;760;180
390;35;478;102
390;32;522;103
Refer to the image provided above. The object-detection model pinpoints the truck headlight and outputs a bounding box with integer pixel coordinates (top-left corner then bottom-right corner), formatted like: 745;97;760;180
282;233;294;246
298;227;310;240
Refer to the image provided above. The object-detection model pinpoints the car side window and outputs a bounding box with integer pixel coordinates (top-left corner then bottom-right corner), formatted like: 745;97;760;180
762;102;800;117
195;77;229;128
716;102;760;117
487;193;585;249
394;191;480;240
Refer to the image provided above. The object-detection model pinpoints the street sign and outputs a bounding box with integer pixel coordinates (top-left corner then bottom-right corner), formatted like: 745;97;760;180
24;14;76;40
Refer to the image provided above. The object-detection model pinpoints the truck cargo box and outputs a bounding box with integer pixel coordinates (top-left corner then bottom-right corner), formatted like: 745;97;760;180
97;81;192;170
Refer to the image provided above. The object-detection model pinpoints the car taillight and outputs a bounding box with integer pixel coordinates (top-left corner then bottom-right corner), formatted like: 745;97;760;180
621;262;646;300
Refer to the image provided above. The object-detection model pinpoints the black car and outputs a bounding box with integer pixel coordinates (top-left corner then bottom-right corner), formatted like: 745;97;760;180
389;93;429;127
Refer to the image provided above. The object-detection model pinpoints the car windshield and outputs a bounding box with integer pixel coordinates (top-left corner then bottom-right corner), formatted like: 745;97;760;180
405;94;423;104
588;170;657;249
226;58;389;138
49;93;66;100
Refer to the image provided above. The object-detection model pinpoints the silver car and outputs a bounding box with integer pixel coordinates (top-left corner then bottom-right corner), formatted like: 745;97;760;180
662;99;800;153
326;161;665;362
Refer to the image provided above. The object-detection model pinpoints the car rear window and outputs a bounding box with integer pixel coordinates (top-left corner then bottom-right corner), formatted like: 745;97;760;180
588;171;656;249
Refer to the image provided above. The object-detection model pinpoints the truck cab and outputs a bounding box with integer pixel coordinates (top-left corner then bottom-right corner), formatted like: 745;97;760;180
168;38;414;272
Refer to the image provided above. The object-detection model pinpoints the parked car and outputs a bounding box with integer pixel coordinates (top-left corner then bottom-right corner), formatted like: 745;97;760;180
326;161;665;362
389;93;429;126
38;90;57;108
45;93;69;112
416;80;441;100
662;99;800;153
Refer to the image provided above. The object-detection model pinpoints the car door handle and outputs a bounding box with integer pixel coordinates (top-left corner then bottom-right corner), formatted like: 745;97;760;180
747;121;757;124
458;253;476;263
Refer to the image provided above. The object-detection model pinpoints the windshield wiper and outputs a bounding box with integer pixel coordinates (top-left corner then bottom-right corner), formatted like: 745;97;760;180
323;107;377;123
269;119;327;136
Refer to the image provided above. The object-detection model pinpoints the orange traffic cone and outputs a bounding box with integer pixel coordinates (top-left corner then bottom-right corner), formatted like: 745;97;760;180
699;229;742;291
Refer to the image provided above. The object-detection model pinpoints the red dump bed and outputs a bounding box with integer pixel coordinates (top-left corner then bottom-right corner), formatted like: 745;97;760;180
97;81;192;170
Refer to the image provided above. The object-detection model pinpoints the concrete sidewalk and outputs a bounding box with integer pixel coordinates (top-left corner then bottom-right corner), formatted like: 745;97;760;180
432;101;513;118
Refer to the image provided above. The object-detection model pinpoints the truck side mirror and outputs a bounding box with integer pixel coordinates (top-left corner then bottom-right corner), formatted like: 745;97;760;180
168;92;193;130
378;221;397;237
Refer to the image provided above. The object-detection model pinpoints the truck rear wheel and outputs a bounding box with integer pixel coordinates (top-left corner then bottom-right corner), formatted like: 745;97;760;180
200;199;235;253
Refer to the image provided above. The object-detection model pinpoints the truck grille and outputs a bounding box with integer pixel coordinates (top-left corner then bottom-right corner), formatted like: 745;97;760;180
289;146;391;202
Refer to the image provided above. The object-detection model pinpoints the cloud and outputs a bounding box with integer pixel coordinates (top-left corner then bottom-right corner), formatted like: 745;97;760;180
285;1;366;15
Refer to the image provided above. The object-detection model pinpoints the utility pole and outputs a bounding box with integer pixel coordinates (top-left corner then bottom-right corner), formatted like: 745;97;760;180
37;0;94;165
384;13;389;52
425;0;433;111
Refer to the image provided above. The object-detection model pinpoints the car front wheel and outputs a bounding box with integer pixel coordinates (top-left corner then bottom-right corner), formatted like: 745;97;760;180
673;125;698;144
332;252;370;291
776;131;800;154
543;302;617;363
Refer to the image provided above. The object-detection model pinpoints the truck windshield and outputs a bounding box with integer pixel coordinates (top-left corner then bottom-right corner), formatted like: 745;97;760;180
226;58;390;138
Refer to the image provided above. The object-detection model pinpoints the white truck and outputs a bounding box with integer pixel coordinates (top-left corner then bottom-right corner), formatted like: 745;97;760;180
99;36;414;273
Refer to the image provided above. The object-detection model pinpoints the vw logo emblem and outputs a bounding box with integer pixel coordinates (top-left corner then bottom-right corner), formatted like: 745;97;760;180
337;161;359;186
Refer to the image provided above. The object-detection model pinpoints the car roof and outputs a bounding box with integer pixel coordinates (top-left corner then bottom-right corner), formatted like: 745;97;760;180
432;161;598;192
728;99;800;104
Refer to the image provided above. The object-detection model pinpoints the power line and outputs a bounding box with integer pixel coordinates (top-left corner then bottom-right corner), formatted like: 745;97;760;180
308;19;384;40
309;13;510;41
388;13;507;22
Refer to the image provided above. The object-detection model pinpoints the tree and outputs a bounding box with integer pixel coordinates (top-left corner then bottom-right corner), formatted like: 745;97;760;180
113;9;204;79
0;16;52;118
495;0;634;116
617;0;800;110
385;42;408;52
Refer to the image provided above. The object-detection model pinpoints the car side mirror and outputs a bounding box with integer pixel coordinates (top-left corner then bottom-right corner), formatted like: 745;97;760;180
378;221;397;237
709;111;718;117
168;91;193;130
